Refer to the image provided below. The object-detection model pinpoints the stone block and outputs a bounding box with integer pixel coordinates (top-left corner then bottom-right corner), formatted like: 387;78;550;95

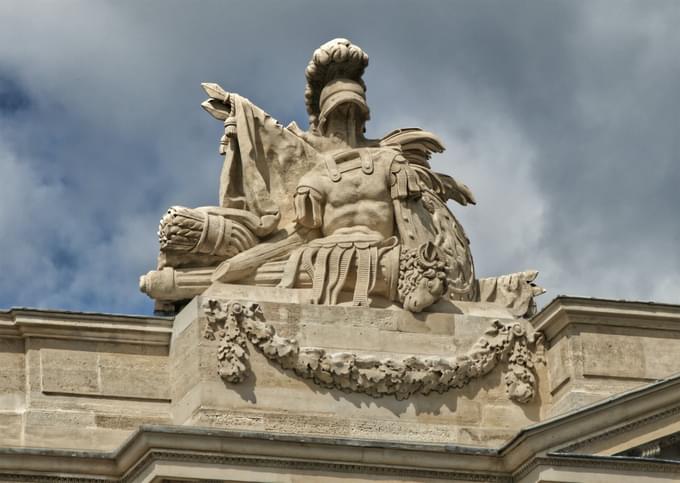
40;348;99;394
295;322;382;350
99;351;169;400
0;412;22;446
641;334;680;376
23;407;157;451
535;297;680;419
0;339;25;411
582;332;645;379
296;303;399;331
39;343;169;400
94;413;169;430
169;332;200;402
546;335;571;394
547;390;612;419
395;311;453;334
482;403;534;430
25;408;95;429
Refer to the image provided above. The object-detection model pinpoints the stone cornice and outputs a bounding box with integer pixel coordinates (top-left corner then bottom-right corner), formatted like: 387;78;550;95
3;386;680;483
513;453;680;481
2;425;680;481
554;403;680;454
0;426;508;481
499;373;680;467
531;296;680;341
0;307;173;345
120;449;510;483
8;450;679;483
120;426;507;476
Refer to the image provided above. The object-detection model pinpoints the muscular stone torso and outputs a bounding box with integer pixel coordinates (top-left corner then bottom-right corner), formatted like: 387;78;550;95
295;149;396;239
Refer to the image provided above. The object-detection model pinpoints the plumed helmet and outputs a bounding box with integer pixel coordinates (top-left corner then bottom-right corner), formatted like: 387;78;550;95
304;38;369;132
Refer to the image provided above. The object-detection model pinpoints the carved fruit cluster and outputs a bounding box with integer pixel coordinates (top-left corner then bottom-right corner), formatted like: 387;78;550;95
397;243;448;306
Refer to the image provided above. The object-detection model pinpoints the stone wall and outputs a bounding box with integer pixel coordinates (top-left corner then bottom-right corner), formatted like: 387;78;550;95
1;295;680;454
533;297;680;418
0;308;173;450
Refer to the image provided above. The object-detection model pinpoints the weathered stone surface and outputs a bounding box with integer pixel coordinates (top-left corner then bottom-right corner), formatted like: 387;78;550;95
0;339;25;411
99;350;169;400
0;412;22;446
546;333;571;394
40;348;99;394
203;299;542;402
582;331;646;379
39;341;169;400
0;308;173;450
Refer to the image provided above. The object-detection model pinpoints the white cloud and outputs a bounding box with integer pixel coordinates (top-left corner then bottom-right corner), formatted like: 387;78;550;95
0;0;678;313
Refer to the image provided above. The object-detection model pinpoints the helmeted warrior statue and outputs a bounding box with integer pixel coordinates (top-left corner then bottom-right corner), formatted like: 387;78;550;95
140;38;543;316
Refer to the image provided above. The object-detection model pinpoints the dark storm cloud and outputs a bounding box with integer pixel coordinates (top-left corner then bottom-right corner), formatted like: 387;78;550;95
0;0;677;313
0;75;31;114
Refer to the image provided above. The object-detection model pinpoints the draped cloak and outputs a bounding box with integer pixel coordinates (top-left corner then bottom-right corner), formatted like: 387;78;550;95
219;95;319;231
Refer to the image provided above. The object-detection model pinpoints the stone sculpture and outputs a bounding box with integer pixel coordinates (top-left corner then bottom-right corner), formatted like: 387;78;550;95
140;38;544;317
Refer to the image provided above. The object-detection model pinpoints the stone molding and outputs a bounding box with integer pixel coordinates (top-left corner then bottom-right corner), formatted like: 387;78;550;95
513;454;680;482
556;404;680;454
499;374;680;469
0;307;172;345
203;299;544;403
532;296;680;342
8;455;680;483
0;476;110;482
0;426;507;482
123;450;510;483
8;451;680;483
2;423;680;482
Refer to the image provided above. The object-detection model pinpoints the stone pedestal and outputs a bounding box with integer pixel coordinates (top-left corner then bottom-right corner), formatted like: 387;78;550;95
169;284;548;447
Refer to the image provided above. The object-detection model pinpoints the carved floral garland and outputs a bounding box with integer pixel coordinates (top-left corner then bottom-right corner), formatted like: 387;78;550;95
203;299;544;403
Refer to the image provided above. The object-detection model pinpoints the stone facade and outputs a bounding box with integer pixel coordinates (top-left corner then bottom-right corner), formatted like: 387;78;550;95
1;296;680;481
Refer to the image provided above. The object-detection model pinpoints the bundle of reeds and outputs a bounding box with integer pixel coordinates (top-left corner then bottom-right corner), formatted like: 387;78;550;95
158;206;204;252
158;206;258;258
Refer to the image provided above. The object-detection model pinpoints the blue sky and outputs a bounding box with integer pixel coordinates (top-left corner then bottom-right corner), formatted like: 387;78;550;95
1;0;678;314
